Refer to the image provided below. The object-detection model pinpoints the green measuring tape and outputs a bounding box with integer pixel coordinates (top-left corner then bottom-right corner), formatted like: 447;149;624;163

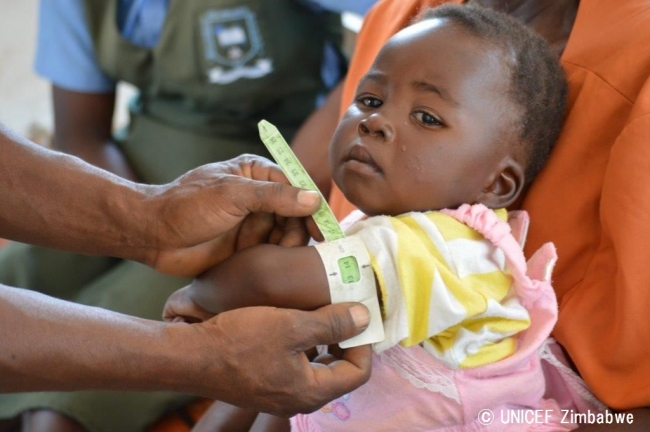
258;120;385;347
258;119;345;243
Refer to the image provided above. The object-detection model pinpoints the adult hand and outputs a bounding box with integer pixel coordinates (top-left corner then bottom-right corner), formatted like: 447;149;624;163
0;286;369;406
173;303;372;416
1;131;319;274
143;154;321;276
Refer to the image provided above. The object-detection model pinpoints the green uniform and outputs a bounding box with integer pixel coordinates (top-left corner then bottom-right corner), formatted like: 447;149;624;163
0;1;341;431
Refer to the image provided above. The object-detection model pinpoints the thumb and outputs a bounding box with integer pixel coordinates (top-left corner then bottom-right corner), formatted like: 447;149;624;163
235;180;321;217
292;303;370;352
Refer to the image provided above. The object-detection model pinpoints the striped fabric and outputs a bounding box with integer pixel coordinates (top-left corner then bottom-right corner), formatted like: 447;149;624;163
345;209;531;369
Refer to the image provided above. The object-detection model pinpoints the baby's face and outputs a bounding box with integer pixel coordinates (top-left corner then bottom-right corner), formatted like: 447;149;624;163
330;18;519;216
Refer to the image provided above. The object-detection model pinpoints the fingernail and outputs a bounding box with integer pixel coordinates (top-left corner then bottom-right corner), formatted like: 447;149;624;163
349;304;369;329
297;190;320;207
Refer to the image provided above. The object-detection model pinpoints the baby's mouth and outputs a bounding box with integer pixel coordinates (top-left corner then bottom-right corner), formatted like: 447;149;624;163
344;145;383;173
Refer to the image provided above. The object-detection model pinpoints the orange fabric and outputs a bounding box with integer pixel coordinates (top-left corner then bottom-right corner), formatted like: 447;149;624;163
328;0;650;410
523;1;650;410
148;399;213;432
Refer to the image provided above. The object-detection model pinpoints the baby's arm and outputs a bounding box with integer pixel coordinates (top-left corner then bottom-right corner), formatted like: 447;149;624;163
189;243;332;315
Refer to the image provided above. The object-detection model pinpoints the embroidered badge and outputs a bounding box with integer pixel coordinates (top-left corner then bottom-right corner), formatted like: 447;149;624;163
200;7;273;84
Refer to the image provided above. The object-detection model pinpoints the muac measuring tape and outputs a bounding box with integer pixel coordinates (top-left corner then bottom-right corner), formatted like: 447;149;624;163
258;120;384;348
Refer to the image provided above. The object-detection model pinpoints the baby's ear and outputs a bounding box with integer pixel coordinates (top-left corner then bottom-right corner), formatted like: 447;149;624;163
476;156;524;209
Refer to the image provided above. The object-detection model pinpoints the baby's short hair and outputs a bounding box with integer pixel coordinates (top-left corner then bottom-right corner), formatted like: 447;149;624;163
420;4;568;188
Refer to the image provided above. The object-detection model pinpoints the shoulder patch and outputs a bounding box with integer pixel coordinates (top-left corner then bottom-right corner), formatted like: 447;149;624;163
200;7;273;84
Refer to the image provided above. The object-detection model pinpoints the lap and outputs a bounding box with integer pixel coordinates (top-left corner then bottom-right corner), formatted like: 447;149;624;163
72;259;190;318
0;242;118;300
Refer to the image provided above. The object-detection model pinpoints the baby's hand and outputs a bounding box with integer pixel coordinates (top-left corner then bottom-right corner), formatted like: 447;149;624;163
163;286;214;323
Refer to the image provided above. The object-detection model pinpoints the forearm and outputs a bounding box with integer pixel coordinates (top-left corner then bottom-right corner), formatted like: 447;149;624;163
0;285;193;393
51;86;138;181
1;284;372;414
55;136;139;181
0;124;153;262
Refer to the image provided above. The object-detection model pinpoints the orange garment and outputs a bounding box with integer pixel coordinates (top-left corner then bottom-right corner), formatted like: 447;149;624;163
147;399;213;432
328;0;650;410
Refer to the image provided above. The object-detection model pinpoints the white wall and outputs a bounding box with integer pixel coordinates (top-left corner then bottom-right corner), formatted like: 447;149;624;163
0;0;52;143
0;0;136;145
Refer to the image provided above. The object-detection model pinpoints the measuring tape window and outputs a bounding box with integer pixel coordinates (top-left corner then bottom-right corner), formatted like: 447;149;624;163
313;236;384;348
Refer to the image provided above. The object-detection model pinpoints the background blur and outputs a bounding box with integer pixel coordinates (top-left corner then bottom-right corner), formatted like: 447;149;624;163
0;0;51;143
0;1;362;146
0;0;138;146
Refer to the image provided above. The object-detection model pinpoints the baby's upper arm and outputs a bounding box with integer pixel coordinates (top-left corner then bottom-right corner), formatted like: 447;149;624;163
191;244;331;313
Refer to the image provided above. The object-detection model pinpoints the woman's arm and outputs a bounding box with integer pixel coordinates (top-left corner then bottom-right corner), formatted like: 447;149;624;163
52;86;139;180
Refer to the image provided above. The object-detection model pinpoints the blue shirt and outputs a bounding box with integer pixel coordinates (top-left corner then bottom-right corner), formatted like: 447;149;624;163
300;0;377;14
34;0;378;93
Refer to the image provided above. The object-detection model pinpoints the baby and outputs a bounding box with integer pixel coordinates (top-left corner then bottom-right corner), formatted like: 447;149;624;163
164;4;596;431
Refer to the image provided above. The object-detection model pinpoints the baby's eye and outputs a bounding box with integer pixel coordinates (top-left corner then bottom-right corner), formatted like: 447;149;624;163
413;111;443;127
358;96;382;108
